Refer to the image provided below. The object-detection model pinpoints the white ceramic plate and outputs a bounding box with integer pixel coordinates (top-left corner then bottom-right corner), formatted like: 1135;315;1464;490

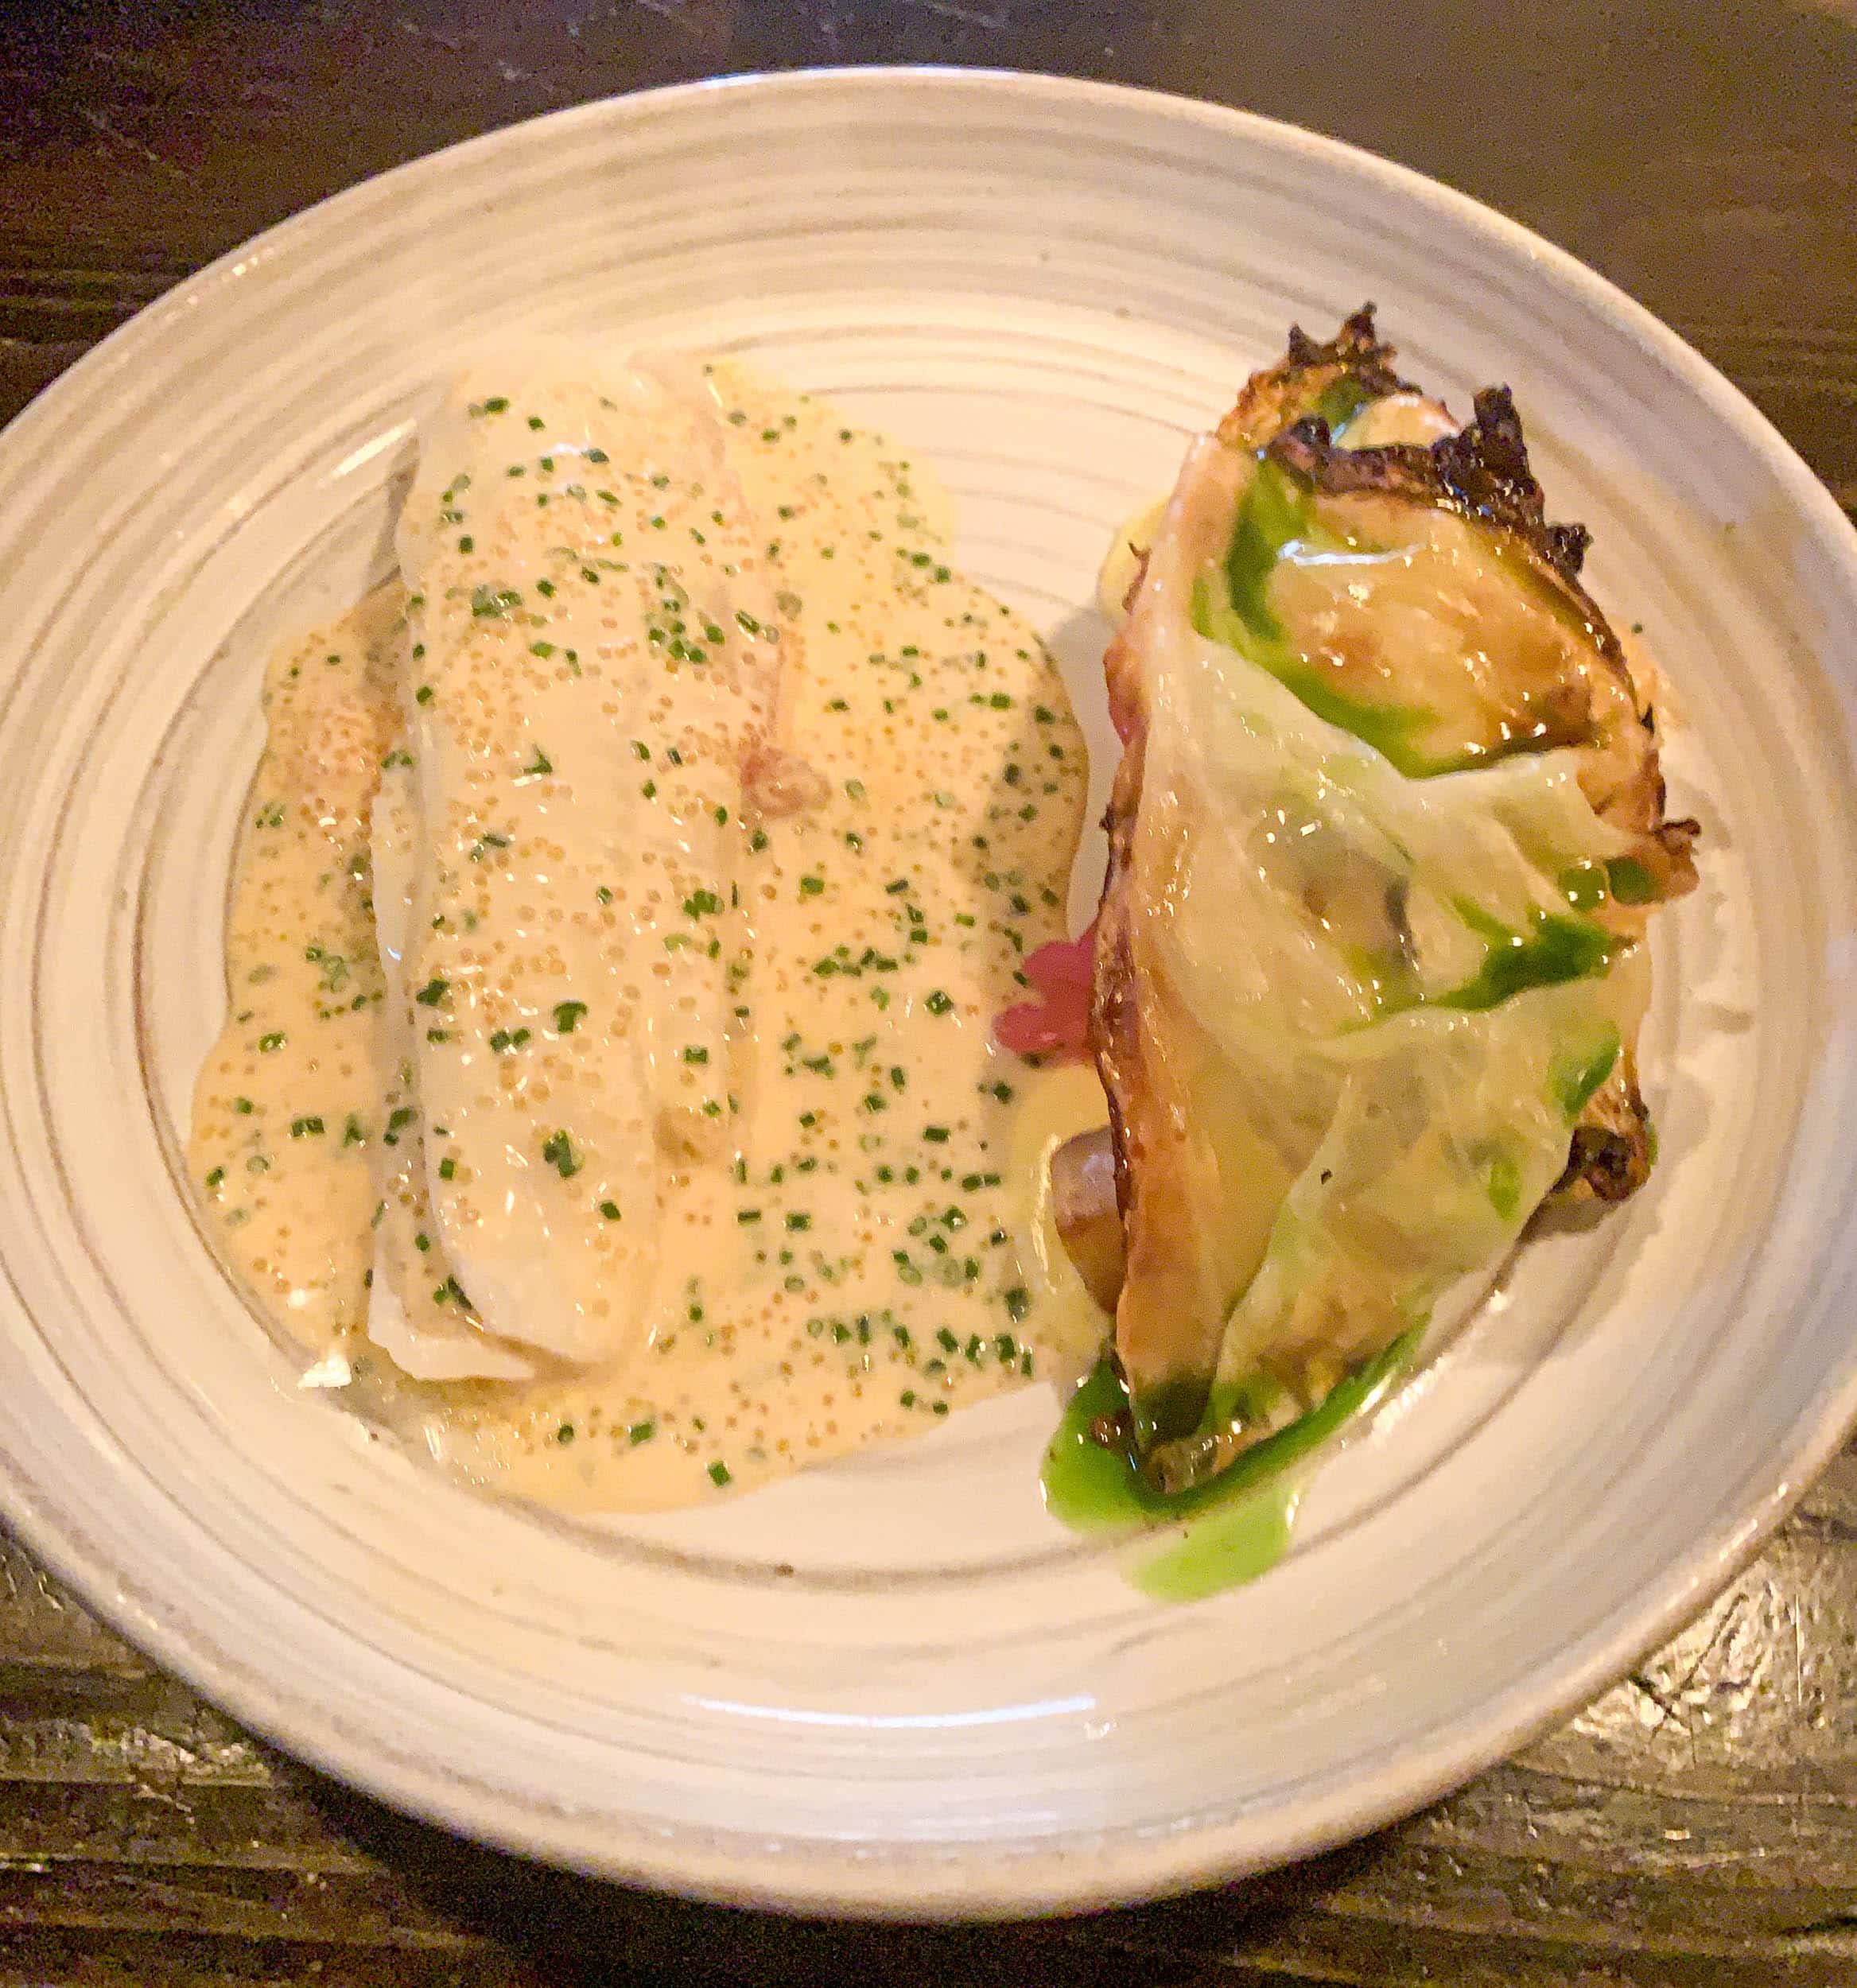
1;69;1854;1916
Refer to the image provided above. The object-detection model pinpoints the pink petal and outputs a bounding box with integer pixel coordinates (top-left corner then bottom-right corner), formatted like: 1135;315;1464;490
993;922;1097;1059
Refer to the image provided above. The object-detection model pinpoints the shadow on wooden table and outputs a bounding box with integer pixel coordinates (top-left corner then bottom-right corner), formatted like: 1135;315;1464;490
303;1767;1388;1985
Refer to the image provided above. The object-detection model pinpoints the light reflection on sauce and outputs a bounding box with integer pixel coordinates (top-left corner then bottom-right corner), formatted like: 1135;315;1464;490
188;364;1096;1510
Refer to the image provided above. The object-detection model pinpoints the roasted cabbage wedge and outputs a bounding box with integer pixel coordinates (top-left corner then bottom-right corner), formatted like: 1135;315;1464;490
1086;309;1698;1493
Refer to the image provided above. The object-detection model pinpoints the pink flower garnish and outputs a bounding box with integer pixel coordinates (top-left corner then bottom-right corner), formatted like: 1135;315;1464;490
994;921;1097;1059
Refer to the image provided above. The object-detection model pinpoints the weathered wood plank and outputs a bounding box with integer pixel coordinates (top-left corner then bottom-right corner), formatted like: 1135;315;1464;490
0;1544;146;1684
0;1932;526;1988
0;1780;368;1875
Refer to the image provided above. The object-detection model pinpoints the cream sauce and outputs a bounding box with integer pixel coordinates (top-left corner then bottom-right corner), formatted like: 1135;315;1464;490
188;362;1094;1510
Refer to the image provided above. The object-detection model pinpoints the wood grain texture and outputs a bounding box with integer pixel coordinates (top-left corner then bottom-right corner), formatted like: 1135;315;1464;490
2;0;1851;508
1;1;1853;1980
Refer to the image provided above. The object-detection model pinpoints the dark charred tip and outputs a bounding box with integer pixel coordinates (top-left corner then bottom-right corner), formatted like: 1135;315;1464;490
1451;385;1532;480
1220;308;1412;451
1435;386;1535;506
1661;816;1702;862
1287;302;1381;360
1267;419;1350;487
1287;305;1376;362
1278;412;1335;456
1561;1124;1651;1202
1265;382;1618;653
1548;520;1592;577
1653;816;1703;897
1425;387;1583;588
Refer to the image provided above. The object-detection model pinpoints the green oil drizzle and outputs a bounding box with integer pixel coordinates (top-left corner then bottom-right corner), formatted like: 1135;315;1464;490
1484;1150;1523;1220
1196;455;1614;782
1560;856;1668;918
1195;460;1447;777
1132;1484;1299;1602
1191;574;1437;772
1549;1022;1622;1122
1605;856;1657;905
1042;1334;1417;1601
1222;456;1309;643
1557;860;1608;912
1436;903;1615;1012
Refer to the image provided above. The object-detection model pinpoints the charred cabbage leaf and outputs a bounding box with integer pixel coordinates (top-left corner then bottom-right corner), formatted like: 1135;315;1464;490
1088;309;1697;1493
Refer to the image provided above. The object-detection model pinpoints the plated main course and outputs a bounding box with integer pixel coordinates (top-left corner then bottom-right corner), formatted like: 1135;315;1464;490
189;311;1697;1556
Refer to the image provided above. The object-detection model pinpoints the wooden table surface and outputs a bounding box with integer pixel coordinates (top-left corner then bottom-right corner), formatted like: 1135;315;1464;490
2;2;1854;1981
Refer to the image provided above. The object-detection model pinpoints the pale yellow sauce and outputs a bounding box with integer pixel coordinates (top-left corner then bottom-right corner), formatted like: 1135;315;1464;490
189;362;1097;1509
